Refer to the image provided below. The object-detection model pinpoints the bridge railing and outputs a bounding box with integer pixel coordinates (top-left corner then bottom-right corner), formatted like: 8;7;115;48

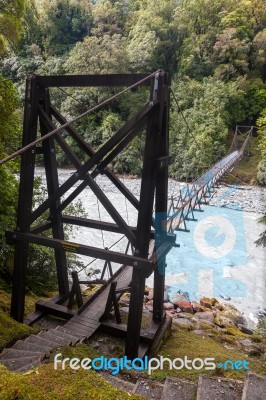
166;139;250;233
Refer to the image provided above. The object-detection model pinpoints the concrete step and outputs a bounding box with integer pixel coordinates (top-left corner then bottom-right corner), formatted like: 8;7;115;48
0;348;44;360
0;355;42;371
15;360;41;373
242;372;266;400
37;331;72;346
25;334;57;349
63;323;91;337
54;327;81;344
197;375;244;400
162;376;197;400
99;372;135;393
12;340;52;354
49;328;79;345
133;378;164;399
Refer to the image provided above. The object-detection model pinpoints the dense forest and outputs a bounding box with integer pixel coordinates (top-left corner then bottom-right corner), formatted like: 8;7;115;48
0;0;266;288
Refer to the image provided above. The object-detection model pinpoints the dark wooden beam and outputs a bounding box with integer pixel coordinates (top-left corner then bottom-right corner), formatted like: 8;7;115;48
126;72;165;359
50;105;140;211
61;215;139;235
39;109;138;245
30;220;52;234
153;73;170;322
39;88;69;295
26;102;154;227
35;301;76;320
36;74;152;88
10;75;39;322
6;231;153;269
100;321;154;343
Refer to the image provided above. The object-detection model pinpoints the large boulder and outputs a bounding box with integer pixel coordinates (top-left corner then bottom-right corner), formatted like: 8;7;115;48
221;304;245;325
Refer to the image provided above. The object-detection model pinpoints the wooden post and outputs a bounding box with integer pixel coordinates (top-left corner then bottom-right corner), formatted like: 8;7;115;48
39;88;69;295
153;72;170;322
10;75;39;322
125;72;167;359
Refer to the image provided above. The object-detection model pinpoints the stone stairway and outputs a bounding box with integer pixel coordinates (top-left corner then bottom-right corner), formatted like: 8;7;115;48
102;372;266;400
0;326;86;373
0;315;101;373
0;327;265;399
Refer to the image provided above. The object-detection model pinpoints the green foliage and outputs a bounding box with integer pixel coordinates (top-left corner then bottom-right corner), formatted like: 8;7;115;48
0;308;33;350
169;77;245;178
38;0;93;56
0;362;142;400
0;80;21;274
0;0;26;54
66;34;129;74
257;108;266;185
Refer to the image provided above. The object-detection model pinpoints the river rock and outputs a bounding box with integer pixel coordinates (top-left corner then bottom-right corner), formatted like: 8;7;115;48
177;301;193;314
222;304;245;325
194;311;214;322
146;289;154;301
172;317;194;328
146;299;153;306
166;310;176;317
163;302;174;310
200;297;215;309
214;302;223;311
172;294;188;305
214;315;236;328
191;301;204;312
237;324;253;335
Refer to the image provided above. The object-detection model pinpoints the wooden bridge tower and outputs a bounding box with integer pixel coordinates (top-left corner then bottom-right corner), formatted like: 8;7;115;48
6;71;175;359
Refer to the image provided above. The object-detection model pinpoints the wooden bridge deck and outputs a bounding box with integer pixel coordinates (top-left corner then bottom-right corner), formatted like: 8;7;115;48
63;264;132;336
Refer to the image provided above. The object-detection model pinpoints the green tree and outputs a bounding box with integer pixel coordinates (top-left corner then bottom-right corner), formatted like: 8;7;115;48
39;0;93;56
0;1;25;279
0;0;26;54
0;81;21;275
257;109;266;185
169;76;245;179
127;0;179;73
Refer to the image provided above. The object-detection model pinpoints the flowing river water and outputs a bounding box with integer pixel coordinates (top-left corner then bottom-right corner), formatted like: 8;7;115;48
35;168;266;328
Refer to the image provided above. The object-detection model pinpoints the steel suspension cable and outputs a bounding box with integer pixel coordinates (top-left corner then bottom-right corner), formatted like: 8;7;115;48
76;233;126;274
0;70;160;166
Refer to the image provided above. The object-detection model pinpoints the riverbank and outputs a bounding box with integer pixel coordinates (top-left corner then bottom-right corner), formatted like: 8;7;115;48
35;168;266;329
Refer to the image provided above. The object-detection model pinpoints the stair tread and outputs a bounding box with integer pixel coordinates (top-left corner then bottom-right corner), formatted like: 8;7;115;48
162;377;197;400
133;378;163;400
49;328;79;344
0;348;45;360
25;334;57;348
197;375;243;400
0;355;42;371
63;324;91;336
242;372;266;400
15;360;41;373
37;331;72;346
12;340;52;354
100;372;135;394
55;326;81;341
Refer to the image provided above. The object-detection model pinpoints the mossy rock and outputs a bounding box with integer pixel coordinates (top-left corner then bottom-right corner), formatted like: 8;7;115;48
221;304;245;325
251;335;263;343
214;316;236;328
210;298;218;306
0;310;33;351
225;327;249;337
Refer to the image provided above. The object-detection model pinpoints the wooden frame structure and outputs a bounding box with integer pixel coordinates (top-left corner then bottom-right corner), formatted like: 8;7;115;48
6;71;175;359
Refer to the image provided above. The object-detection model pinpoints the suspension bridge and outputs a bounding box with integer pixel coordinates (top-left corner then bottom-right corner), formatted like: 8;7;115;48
0;70;253;370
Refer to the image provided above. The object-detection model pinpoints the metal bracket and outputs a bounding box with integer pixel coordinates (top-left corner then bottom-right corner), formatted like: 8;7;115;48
149;72;160;106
